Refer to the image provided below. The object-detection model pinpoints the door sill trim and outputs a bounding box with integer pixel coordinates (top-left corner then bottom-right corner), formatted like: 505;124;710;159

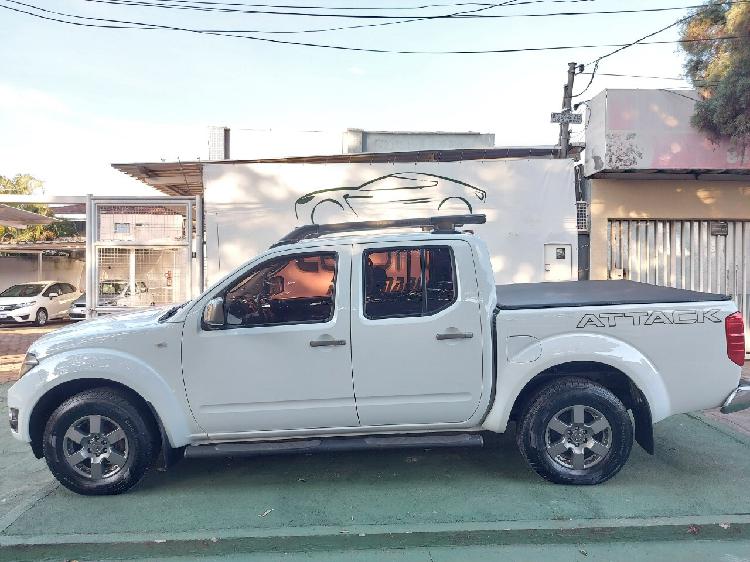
185;432;484;459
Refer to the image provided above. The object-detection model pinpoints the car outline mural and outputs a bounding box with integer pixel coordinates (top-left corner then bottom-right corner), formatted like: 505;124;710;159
294;172;487;224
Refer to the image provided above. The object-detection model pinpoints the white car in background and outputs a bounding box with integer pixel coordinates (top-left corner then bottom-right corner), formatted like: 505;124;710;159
0;281;81;326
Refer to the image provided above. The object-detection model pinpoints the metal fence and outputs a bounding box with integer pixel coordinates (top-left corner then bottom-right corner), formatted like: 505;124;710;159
87;198;195;316
608;219;749;353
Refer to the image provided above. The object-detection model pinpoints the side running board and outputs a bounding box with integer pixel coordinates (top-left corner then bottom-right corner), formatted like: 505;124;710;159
185;433;484;459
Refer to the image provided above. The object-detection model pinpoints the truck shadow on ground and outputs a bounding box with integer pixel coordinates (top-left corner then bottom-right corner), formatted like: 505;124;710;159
6;414;750;539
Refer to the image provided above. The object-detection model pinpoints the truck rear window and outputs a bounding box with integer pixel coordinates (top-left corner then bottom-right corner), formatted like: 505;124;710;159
363;246;456;320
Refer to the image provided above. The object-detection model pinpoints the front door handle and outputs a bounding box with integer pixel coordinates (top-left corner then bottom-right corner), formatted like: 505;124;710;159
310;339;347;348
436;332;474;341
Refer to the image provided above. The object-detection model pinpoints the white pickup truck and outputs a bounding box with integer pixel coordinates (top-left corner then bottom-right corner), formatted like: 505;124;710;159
7;215;748;495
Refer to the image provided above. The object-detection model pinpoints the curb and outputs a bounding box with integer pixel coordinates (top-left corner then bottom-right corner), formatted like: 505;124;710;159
2;514;750;560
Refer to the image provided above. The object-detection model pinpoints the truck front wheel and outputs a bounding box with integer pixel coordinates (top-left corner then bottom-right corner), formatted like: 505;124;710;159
42;387;157;495
516;377;633;485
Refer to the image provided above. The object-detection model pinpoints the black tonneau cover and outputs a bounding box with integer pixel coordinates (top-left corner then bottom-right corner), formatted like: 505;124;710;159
495;280;731;311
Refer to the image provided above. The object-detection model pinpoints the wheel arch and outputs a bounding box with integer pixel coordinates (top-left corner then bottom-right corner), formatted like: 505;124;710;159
509;361;654;454
28;379;169;460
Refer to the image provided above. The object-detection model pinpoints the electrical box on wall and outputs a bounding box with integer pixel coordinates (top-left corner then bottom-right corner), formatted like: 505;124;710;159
544;243;573;281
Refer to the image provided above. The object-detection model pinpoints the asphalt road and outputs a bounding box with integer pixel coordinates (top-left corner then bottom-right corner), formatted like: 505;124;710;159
2;382;750;560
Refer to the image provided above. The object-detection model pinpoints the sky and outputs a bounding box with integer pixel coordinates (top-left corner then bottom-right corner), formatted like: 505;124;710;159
0;0;696;197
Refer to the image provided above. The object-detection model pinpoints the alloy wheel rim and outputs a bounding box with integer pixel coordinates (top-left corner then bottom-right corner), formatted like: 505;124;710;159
63;415;129;480
37;310;47;324
544;404;612;470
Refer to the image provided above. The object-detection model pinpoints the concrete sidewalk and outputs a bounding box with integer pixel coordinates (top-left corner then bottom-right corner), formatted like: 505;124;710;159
2;379;750;560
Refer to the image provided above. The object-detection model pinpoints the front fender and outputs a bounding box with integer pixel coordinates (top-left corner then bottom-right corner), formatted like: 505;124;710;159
13;348;194;448
482;332;670;432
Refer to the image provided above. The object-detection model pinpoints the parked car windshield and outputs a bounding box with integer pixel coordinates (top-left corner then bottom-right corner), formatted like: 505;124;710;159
0;283;46;297
100;282;128;295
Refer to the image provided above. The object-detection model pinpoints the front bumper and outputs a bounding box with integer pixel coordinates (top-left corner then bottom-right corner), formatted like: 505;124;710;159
0;313;30;323
721;385;750;414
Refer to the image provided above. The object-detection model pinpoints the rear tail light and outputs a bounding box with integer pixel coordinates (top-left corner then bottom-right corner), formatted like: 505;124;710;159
725;312;746;367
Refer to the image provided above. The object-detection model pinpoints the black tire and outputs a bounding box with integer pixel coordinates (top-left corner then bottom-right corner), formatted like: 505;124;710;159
35;308;48;326
43;387;157;495
516;377;633;485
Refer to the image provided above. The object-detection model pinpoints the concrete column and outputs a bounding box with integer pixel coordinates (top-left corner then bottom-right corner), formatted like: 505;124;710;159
343;129;364;153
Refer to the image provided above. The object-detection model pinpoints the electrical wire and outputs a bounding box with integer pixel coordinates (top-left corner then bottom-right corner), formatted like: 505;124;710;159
76;0;747;20
72;0;730;36
117;0;599;9
572;7;712;97
5;0;519;36
1;0;747;54
578;72;687;80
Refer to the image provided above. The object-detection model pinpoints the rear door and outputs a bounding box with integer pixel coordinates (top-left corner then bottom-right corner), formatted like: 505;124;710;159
350;240;484;426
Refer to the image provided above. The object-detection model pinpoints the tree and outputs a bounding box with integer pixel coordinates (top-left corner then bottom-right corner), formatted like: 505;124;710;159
680;1;750;154
0;173;43;195
0;174;77;242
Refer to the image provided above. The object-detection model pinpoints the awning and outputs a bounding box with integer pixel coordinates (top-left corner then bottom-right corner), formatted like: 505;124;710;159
0;204;57;228
112;146;581;197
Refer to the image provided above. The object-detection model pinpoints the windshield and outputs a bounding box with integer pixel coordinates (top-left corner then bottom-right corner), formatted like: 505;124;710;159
0;283;45;298
100;282;127;295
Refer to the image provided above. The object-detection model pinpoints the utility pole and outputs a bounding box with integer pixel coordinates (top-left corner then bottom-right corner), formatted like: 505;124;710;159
558;62;577;159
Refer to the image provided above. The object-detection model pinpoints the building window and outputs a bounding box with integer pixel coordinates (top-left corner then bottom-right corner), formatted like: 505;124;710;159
114;223;131;234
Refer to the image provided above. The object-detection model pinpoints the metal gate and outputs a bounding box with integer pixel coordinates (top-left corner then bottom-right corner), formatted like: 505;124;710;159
86;197;198;316
608;219;749;355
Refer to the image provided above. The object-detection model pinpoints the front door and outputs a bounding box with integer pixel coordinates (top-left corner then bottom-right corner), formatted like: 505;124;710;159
43;283;76;318
350;240;484;426
181;246;359;437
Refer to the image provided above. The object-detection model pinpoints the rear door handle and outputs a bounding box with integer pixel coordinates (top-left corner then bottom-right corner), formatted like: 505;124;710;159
436;332;474;341
309;339;347;347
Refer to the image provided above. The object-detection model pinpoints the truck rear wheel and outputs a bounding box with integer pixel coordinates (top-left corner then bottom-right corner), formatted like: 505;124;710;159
516;377;633;485
42;387;156;495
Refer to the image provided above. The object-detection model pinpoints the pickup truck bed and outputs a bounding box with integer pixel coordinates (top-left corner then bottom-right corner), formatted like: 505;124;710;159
495;280;732;310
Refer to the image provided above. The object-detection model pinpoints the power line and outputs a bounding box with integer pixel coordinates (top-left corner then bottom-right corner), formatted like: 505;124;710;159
579;72;687;81
76;0;749;20
122;0;599;9
73;0;590;35
9;0;519;36
1;0;747;54
573;9;702;97
66;0;750;37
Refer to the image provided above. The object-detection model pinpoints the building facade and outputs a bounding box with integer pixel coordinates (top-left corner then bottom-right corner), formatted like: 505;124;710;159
584;89;750;349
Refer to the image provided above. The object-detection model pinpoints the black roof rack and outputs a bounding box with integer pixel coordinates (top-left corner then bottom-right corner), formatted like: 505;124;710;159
271;214;486;247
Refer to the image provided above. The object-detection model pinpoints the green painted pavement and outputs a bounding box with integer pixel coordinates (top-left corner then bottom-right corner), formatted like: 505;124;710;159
0;385;55;524
115;540;750;562
2;382;750;558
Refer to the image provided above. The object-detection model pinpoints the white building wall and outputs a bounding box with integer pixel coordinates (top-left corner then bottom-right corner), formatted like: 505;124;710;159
202;159;577;285
584;89;750;175
343;130;495;153
98;213;185;244
0;255;85;292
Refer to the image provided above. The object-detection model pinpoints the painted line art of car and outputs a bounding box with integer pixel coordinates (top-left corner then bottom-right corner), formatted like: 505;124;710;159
293;172;488;224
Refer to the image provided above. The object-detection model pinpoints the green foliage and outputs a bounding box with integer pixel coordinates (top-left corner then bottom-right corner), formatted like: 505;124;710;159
680;1;750;153
0;174;78;242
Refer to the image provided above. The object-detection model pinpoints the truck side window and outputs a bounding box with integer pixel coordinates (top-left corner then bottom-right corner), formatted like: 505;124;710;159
223;252;337;328
363;246;456;319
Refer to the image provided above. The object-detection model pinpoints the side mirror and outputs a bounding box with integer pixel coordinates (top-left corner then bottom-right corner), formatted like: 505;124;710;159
48;292;58;298
203;297;225;329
